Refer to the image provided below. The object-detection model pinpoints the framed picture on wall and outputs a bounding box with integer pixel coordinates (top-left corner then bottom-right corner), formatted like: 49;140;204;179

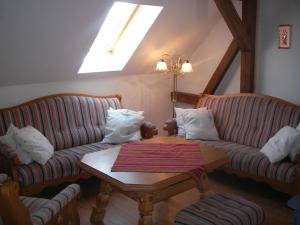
278;24;292;49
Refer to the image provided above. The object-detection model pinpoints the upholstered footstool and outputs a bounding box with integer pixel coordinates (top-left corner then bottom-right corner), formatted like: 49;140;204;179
175;192;264;225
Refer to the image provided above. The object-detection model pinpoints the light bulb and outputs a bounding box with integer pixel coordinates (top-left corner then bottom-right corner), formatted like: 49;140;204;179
181;60;193;73
156;60;168;72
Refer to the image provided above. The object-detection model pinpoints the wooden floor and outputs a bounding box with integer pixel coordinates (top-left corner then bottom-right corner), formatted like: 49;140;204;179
74;171;293;225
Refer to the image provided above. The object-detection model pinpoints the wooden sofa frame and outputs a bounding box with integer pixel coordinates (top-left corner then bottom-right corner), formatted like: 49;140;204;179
164;93;300;195
0;93;158;195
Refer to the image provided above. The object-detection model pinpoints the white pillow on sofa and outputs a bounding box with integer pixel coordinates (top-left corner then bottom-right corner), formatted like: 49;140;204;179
260;126;300;163
175;107;207;136
102;108;144;144
0;124;32;164
182;109;220;140
13;126;54;165
296;123;300;131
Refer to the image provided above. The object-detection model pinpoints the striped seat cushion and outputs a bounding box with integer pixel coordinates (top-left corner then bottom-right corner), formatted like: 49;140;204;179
175;192;264;225
17;142;116;187
197;140;296;184
20;184;80;225
197;95;300;148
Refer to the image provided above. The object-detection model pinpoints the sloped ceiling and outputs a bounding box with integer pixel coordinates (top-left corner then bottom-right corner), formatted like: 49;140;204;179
0;0;220;87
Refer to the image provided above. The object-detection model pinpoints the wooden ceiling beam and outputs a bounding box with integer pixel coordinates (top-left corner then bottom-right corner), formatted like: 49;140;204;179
240;0;257;93
214;0;251;51
203;40;239;94
172;0;258;106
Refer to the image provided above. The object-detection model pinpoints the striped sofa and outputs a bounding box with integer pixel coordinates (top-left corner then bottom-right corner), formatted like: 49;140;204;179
165;93;300;194
0;93;157;195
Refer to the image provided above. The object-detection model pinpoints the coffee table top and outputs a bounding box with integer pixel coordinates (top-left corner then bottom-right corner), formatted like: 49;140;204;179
79;136;228;192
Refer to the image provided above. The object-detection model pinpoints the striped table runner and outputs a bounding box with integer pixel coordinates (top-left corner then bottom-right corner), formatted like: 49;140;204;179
111;143;204;173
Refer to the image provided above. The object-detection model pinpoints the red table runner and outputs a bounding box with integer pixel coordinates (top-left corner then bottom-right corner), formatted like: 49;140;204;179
111;143;204;173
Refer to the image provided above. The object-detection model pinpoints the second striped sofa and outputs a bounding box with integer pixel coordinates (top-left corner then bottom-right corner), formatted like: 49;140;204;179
164;93;300;194
0;93;157;195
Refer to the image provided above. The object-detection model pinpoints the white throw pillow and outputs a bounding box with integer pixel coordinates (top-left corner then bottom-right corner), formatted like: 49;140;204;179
183;109;220;140
296;123;300;131
102;108;144;144
260;126;300;163
0;124;32;164
175;107;207;137
13;126;54;165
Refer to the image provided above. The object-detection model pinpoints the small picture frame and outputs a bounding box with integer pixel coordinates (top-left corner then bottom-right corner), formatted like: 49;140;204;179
278;24;292;49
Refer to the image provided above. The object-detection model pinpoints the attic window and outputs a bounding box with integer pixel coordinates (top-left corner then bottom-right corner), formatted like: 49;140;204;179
78;2;163;74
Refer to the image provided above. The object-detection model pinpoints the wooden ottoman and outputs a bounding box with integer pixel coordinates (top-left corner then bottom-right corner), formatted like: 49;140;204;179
175;192;264;225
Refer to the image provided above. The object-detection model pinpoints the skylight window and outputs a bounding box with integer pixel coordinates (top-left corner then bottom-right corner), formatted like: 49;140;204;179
78;2;163;74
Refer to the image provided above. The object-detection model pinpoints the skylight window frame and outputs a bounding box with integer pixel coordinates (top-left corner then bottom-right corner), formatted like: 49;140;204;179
78;2;163;74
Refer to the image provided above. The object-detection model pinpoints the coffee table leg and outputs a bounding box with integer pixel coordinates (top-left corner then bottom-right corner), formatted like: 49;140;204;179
195;173;214;197
138;193;154;225
90;181;112;225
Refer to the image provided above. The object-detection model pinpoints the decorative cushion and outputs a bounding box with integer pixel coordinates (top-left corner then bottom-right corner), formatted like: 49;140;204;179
102;108;144;144
175;107;207;137
0;124;32;164
260;126;300;163
175;192;264;225
183;109;219;141
13;126;54;165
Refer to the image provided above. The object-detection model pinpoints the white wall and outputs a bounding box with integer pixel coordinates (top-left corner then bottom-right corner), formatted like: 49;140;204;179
1;0;299;137
179;0;300;107
256;0;300;105
178;1;241;95
0;0;218;134
0;73;172;134
178;18;241;95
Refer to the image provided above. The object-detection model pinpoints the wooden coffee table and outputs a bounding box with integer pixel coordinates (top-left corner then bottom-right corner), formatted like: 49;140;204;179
79;136;228;225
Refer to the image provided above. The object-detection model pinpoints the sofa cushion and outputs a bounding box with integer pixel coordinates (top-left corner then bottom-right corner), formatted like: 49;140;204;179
102;108;144;144
195;140;296;184
260;126;300;163
13;125;54;165
0;95;122;150
17;142;116;187
174;107;207;137
197;95;300;148
0;124;32;164
183;109;219;141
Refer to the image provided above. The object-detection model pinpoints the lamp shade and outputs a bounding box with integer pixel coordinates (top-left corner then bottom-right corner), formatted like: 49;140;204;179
181;60;193;73
156;60;168;72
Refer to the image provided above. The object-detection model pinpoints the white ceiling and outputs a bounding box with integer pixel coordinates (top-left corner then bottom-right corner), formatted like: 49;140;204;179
0;0;221;86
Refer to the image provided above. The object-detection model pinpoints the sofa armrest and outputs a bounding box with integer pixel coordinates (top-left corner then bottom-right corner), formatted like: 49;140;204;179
51;184;80;209
141;122;158;139
163;119;178;136
0;143;20;181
